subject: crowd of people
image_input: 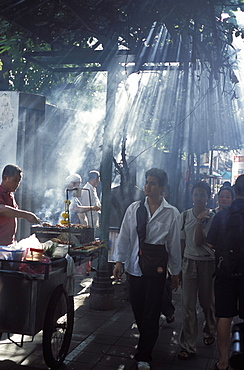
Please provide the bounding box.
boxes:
[1,164,243,370]
[112,168,243,370]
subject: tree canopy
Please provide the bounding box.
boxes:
[0,0,244,99]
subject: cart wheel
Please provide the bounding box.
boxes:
[42,284,74,369]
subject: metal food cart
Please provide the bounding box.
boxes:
[31,224,95,244]
[0,242,102,369]
[0,257,74,369]
[0,184,101,368]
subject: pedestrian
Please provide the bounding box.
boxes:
[178,181,216,359]
[112,168,181,370]
[214,185,234,213]
[207,174,244,370]
[0,164,39,245]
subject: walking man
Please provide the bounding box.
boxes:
[112,168,181,370]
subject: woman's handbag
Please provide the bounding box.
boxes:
[136,200,168,277]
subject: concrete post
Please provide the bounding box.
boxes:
[89,62,119,310]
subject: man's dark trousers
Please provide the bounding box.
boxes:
[129,273,166,362]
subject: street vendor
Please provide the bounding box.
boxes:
[66,173,100,226]
[80,170,101,229]
[0,164,39,246]
[66,173,100,276]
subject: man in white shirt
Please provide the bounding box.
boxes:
[112,168,181,370]
[80,170,101,229]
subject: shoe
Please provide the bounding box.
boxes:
[214,361,228,370]
[203,337,215,345]
[166,315,175,324]
[137,361,150,369]
[177,350,196,360]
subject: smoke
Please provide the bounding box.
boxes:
[22,21,244,220]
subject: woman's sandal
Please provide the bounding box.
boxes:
[214,361,228,370]
[177,350,196,360]
[203,337,215,346]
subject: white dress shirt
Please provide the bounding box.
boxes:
[111,197,182,276]
[80,182,101,228]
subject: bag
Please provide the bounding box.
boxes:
[181,210,187,231]
[215,204,244,278]
[136,199,168,277]
[139,242,168,277]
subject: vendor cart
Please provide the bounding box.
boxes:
[0,257,74,369]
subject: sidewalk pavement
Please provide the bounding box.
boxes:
[0,272,241,370]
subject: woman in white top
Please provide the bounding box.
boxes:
[178,181,216,360]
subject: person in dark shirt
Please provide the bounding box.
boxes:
[207,175,244,370]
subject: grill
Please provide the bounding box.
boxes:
[31,225,94,244]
